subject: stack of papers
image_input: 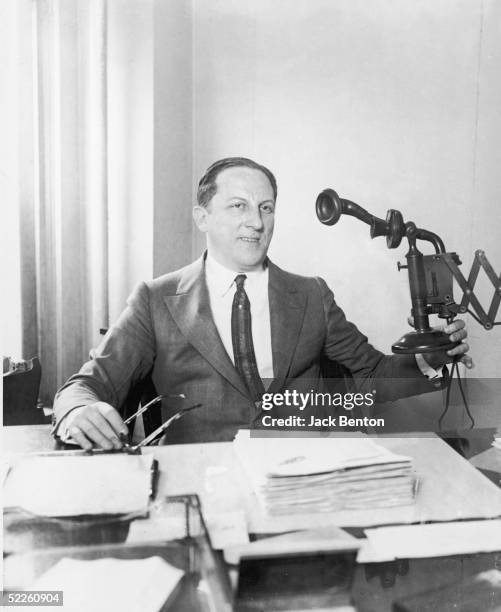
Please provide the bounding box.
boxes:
[32,556,184,612]
[234,431,416,515]
[3,454,154,516]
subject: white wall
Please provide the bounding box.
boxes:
[154,0,193,277]
[108,0,154,322]
[466,0,501,377]
[192,0,501,377]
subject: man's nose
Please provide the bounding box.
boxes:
[244,206,264,230]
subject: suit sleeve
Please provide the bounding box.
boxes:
[316,277,443,401]
[52,282,156,434]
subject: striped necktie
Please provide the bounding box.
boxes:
[231,274,265,405]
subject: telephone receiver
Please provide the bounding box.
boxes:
[316,188,500,354]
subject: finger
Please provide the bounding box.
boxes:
[86,410,124,449]
[443,320,465,334]
[459,354,474,369]
[447,329,467,343]
[95,402,128,438]
[68,425,93,451]
[446,341,470,357]
[77,416,116,450]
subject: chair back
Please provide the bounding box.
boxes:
[3,357,47,425]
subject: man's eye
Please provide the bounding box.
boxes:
[261,204,274,214]
[231,202,243,209]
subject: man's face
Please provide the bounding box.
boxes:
[193,166,275,272]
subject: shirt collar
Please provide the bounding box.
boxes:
[205,252,268,297]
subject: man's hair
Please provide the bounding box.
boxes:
[197,157,278,208]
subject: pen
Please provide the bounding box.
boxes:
[149,458,159,500]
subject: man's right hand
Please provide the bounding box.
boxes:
[63,402,128,451]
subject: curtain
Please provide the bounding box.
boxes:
[20,0,179,405]
[24,0,110,405]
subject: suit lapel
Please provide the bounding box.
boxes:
[267,261,307,393]
[163,256,249,398]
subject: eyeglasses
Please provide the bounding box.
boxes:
[123,394,185,426]
[123,395,203,449]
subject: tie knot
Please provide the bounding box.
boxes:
[234,274,247,290]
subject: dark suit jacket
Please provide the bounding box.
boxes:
[53,255,439,443]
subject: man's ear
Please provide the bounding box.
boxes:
[192,205,209,232]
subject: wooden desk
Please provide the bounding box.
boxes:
[5,426,500,528]
[2,424,55,454]
[3,425,501,611]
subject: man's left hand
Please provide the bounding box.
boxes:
[422,319,473,370]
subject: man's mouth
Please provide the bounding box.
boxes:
[239,236,260,243]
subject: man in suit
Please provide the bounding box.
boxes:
[53,157,470,449]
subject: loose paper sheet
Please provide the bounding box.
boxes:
[204,510,249,550]
[224,525,359,564]
[3,454,154,516]
[32,556,183,612]
[357,519,501,562]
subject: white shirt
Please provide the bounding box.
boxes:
[205,253,274,380]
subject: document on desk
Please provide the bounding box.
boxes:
[3,454,154,516]
[32,556,183,612]
[224,525,360,564]
[358,519,501,562]
[234,430,416,515]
